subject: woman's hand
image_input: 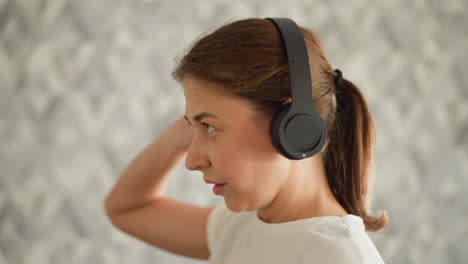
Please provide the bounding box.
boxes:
[165,115,193,153]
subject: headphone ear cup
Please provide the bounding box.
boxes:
[270,102,327,160]
[270,103,292,158]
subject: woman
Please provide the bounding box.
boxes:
[104,17,389,263]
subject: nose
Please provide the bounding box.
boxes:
[185,133,210,171]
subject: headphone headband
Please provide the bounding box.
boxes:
[265,17,327,160]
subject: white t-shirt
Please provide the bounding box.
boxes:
[206,202,385,264]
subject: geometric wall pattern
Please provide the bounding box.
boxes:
[1,0,467,263]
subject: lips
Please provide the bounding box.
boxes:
[213,183,226,195]
[204,178,227,195]
[204,178,225,185]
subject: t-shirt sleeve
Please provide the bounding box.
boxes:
[206,202,230,253]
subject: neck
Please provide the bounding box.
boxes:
[256,156,347,224]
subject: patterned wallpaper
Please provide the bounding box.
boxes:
[1,0,467,263]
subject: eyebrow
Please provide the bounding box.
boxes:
[184,112,219,124]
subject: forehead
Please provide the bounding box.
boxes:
[182,77,251,120]
[182,77,227,101]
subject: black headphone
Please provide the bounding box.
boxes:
[265,17,327,160]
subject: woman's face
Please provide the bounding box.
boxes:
[183,77,290,213]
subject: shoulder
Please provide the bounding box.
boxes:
[298,215,385,264]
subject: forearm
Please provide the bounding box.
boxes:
[104,127,187,215]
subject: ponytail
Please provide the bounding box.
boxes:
[323,77,388,232]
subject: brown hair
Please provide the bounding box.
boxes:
[171,18,388,232]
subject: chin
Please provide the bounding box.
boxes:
[224,198,256,213]
[224,199,240,213]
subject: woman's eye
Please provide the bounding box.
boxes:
[201,122,215,134]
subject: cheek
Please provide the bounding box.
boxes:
[216,133,263,176]
[219,143,283,199]
[214,125,284,196]
[218,125,279,180]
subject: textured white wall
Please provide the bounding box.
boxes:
[1,0,467,263]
